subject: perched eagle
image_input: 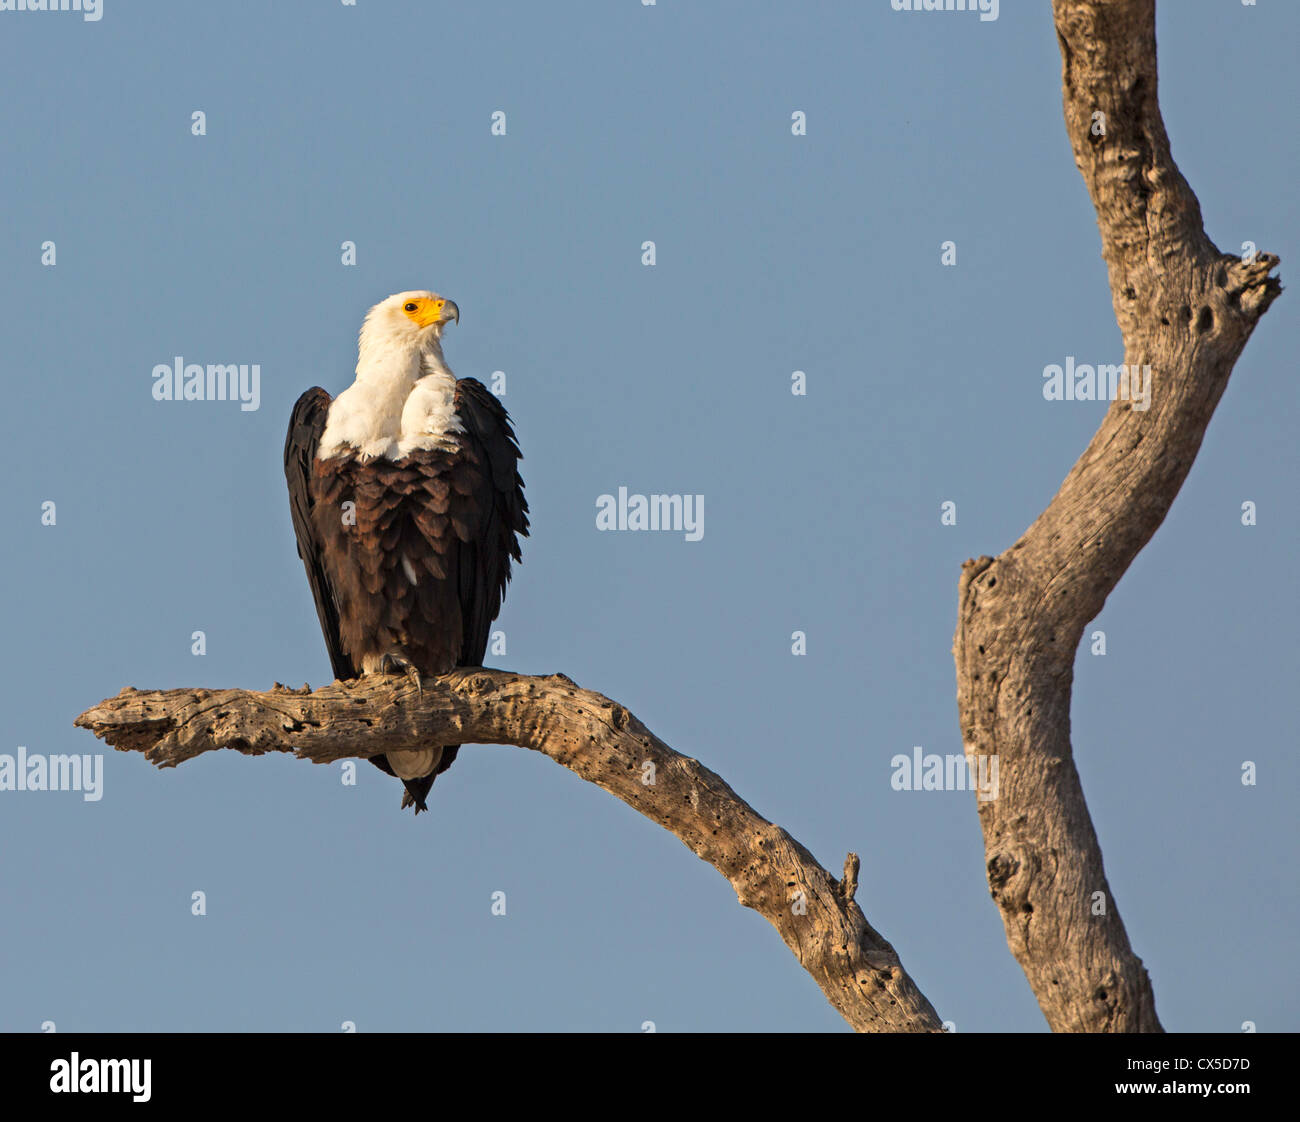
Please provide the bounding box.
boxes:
[284,291,528,813]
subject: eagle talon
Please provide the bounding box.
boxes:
[379,653,423,694]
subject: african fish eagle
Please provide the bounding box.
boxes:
[284,291,528,813]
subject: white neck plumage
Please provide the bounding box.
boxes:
[355,329,451,385]
[318,330,462,463]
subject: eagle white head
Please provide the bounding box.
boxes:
[358,289,460,355]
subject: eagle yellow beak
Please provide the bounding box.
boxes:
[409,298,460,329]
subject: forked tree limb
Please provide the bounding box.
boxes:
[953,0,1280,1033]
[75,670,942,1033]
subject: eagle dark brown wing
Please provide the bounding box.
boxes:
[452,377,530,666]
[284,388,355,683]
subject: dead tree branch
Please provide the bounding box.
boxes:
[76,669,942,1033]
[953,0,1280,1033]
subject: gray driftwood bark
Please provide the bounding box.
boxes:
[953,0,1280,1033]
[75,670,942,1033]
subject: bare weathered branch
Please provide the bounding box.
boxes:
[953,0,1280,1033]
[76,670,941,1033]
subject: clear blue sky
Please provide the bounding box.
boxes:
[1,1,1294,1033]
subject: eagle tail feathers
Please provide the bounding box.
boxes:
[400,780,431,814]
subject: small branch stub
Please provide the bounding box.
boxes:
[840,853,861,901]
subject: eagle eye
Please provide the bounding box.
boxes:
[404,302,419,312]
